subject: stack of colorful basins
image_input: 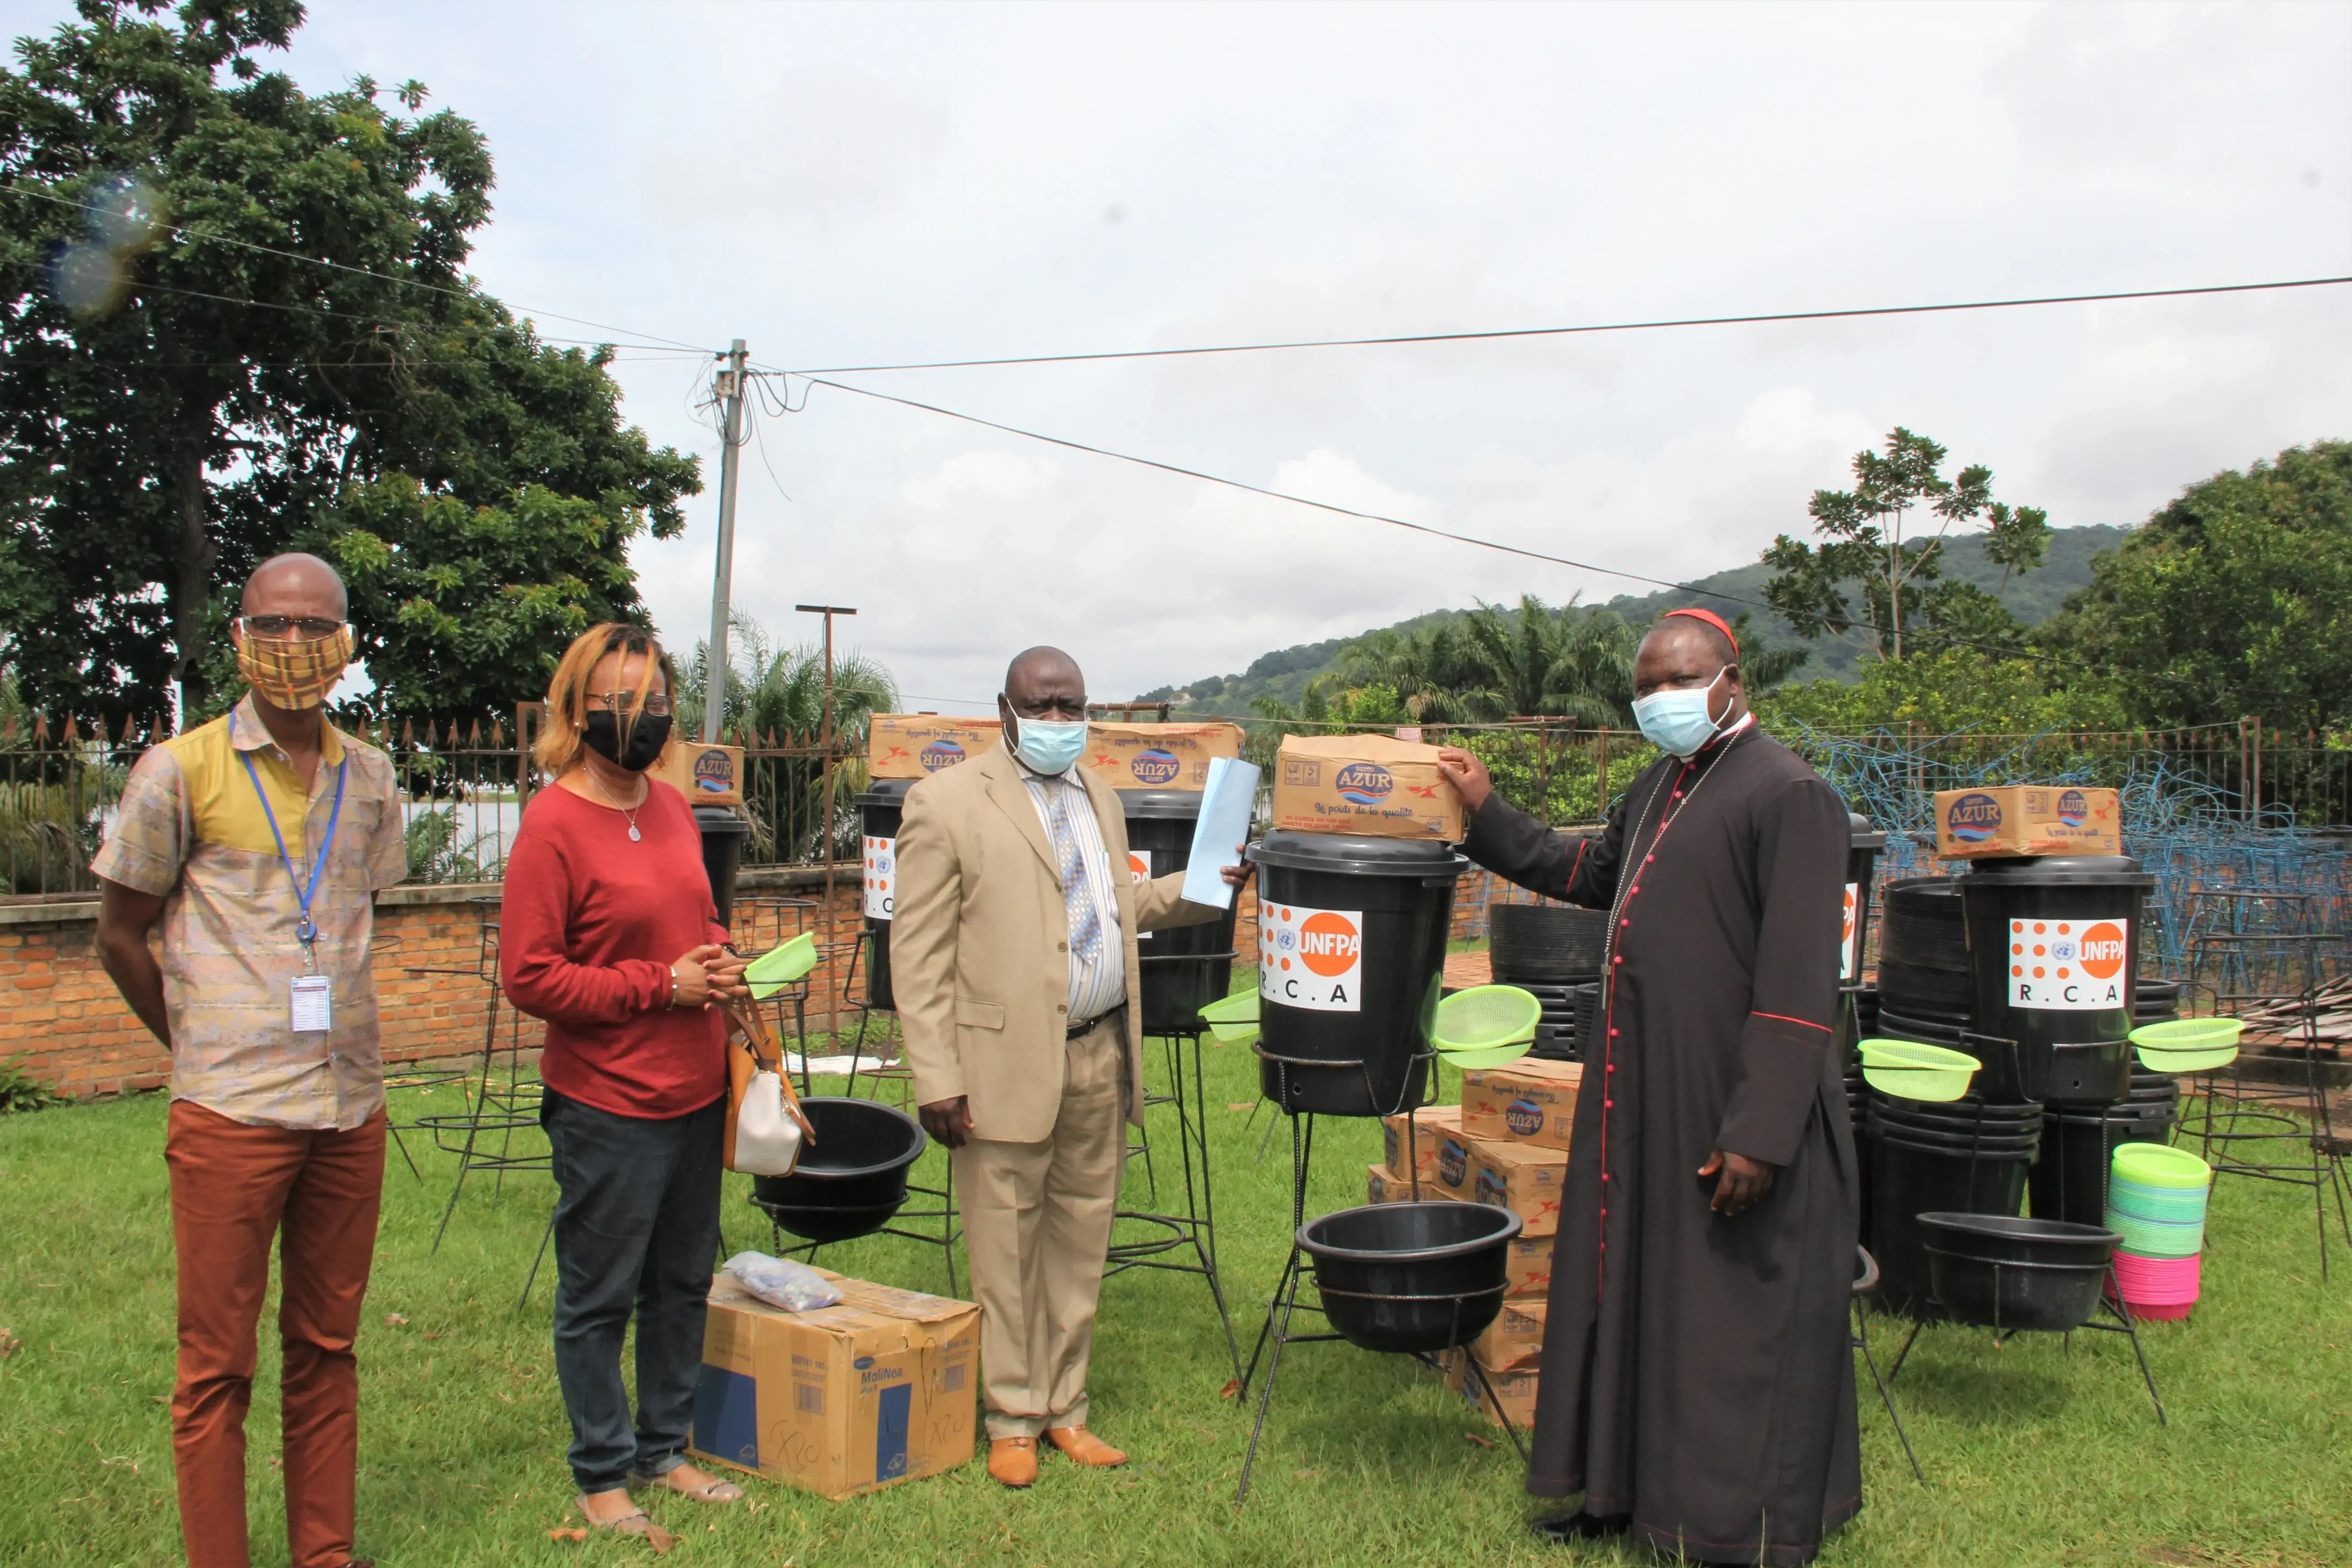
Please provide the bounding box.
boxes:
[2104,1141,2212,1320]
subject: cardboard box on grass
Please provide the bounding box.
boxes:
[1470,1297,1547,1372]
[1461,1059,1583,1153]
[656,741,744,808]
[1443,1349,1540,1429]
[1382,1104,1463,1186]
[869,715,1001,779]
[1368,1163,1405,1205]
[1271,734,1465,842]
[1470,1136,1568,1238]
[690,1268,978,1501]
[1934,785,2120,860]
[1504,1234,1554,1300]
[1081,721,1244,792]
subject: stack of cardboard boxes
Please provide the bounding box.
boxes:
[1363,1058,1581,1427]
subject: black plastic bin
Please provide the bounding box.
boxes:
[1248,830,1468,1117]
[1871,1128,2036,1317]
[1960,856,2154,1105]
[750,1097,927,1244]
[1920,1213,2121,1332]
[1299,1201,1522,1354]
[1121,789,1240,1034]
[1489,902,1608,984]
[695,807,750,927]
[2028,1100,2179,1226]
[852,779,917,1011]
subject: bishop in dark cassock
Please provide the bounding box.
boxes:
[1437,608,1861,1566]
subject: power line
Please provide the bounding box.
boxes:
[774,274,2352,377]
[9,181,717,355]
[786,373,2206,688]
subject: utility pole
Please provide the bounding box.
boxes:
[798,604,858,920]
[701,339,749,743]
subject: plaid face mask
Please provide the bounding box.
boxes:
[237,624,355,710]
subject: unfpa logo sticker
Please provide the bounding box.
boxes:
[1335,762,1393,805]
[1257,903,1364,1012]
[1946,792,2002,843]
[1131,747,1181,785]
[2007,917,2131,1009]
[2057,789,2089,827]
[919,739,966,772]
[1504,1099,1544,1137]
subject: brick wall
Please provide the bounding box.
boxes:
[2,858,1522,1102]
[0,868,869,1102]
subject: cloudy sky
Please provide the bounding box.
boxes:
[19,1,2350,710]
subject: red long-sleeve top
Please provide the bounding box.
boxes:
[499,780,730,1120]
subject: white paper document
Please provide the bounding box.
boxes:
[1180,755,1261,910]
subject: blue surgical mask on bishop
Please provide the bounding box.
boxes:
[1632,668,1731,760]
[1011,716,1088,775]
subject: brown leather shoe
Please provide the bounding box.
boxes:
[987,1436,1039,1488]
[1045,1426,1127,1467]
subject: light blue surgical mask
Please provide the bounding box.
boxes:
[1632,668,1730,759]
[1010,716,1088,775]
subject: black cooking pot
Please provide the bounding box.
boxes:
[1879,879,1970,973]
[750,1098,927,1244]
[1919,1212,2121,1333]
[1298,1200,1522,1355]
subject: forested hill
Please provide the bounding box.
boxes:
[1137,523,2126,712]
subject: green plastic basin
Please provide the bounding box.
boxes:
[1857,1039,1981,1102]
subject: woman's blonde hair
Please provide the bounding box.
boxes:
[534,623,681,775]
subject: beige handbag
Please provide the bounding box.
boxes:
[722,1004,815,1176]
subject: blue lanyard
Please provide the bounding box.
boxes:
[240,750,347,954]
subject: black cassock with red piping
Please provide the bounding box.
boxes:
[1461,724,1861,1567]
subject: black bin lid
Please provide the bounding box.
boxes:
[852,777,919,808]
[1848,812,1886,852]
[1119,788,1205,821]
[1248,828,1470,879]
[692,806,749,838]
[1963,854,2155,889]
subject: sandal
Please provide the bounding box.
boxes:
[575,1494,678,1553]
[627,1467,745,1503]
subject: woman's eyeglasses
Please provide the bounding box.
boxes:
[583,692,674,717]
[240,616,346,640]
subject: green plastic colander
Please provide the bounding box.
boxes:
[2128,1017,2242,1074]
[1432,986,1542,1067]
[1857,1039,1980,1102]
[1199,989,1261,1045]
[745,933,818,1000]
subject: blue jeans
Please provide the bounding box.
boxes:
[541,1088,725,1493]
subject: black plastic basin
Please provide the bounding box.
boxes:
[1920,1212,2120,1332]
[1299,1201,1522,1354]
[750,1098,927,1244]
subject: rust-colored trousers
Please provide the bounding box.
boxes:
[165,1100,386,1568]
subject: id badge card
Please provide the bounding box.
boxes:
[290,974,333,1034]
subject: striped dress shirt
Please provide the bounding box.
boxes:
[1016,760,1127,1026]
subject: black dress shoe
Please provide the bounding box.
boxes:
[1531,1511,1631,1544]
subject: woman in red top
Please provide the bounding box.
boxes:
[502,623,750,1538]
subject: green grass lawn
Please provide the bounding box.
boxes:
[3,1034,2350,1568]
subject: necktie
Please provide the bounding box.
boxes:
[1045,782,1104,970]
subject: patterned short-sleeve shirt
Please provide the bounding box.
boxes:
[91,695,409,1129]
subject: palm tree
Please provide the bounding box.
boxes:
[1454,595,1637,725]
[1334,621,1485,722]
[679,611,898,744]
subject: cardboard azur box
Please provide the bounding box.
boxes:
[656,742,744,808]
[1461,1059,1582,1153]
[1080,722,1244,792]
[1381,1103,1463,1186]
[1470,1137,1568,1238]
[689,1269,978,1501]
[1935,785,2120,860]
[869,715,1000,779]
[1271,734,1465,842]
[1470,1297,1547,1372]
[1442,1350,1540,1429]
[1504,1234,1554,1300]
[1367,1163,1406,1206]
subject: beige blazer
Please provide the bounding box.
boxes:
[892,743,1221,1142]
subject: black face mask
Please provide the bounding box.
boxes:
[582,710,672,773]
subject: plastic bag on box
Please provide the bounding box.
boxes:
[722,1251,842,1313]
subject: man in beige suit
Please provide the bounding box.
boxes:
[892,646,1225,1488]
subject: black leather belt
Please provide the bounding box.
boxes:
[1068,1005,1126,1041]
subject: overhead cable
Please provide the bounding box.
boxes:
[9,181,718,355]
[777,274,2352,377]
